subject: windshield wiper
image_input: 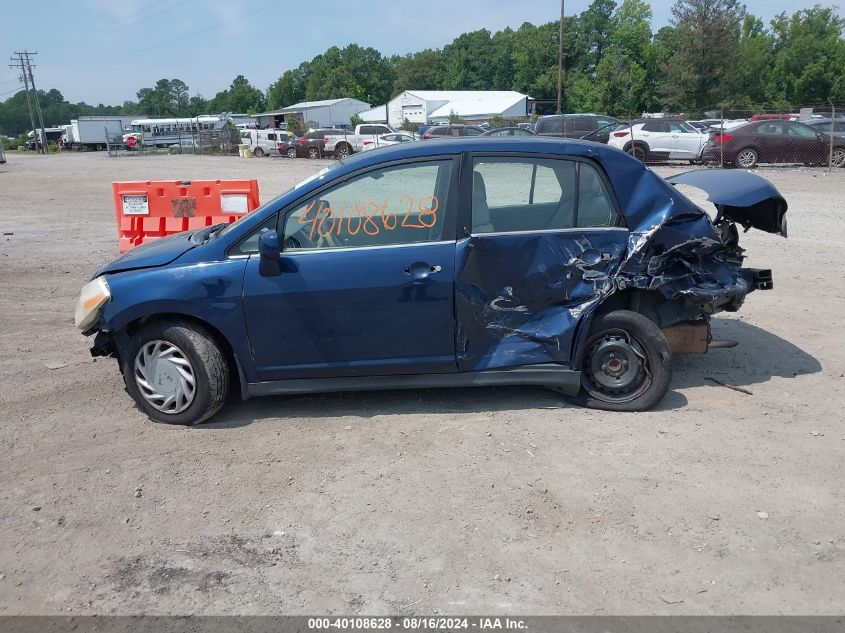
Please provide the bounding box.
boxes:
[191,223,228,245]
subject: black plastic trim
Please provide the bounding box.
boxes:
[246,364,581,398]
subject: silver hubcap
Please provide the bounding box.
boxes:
[832,150,845,167]
[134,340,196,414]
[738,150,756,167]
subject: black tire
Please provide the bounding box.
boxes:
[570,310,672,412]
[307,146,320,159]
[95,144,104,151]
[121,319,229,425]
[626,143,648,162]
[830,147,845,168]
[335,143,351,158]
[253,147,265,158]
[286,147,297,159]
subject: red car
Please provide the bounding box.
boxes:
[701,120,845,168]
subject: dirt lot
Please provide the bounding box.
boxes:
[0,152,843,615]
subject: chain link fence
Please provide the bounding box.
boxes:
[106,125,241,158]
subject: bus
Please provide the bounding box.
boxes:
[122,115,230,147]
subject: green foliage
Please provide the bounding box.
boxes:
[1,2,844,138]
[489,114,506,128]
[349,113,364,128]
[400,118,417,132]
[448,110,465,124]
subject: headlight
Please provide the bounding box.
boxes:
[74,277,111,330]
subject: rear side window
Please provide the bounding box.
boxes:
[642,120,664,132]
[464,127,482,136]
[536,117,564,134]
[571,117,597,132]
[427,127,449,136]
[471,157,618,234]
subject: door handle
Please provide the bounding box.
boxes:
[404,262,441,278]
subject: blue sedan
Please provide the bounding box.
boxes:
[75,137,787,424]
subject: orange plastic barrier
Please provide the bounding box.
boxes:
[111,179,260,252]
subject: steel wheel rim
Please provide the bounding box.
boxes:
[737,150,756,167]
[582,329,652,403]
[832,149,845,168]
[134,340,196,414]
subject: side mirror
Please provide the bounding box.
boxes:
[258,230,281,276]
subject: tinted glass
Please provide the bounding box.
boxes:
[787,123,817,137]
[536,116,564,134]
[464,127,483,136]
[642,121,663,132]
[282,160,452,250]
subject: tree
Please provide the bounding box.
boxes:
[660,0,746,113]
[393,50,444,95]
[768,6,845,105]
[577,0,619,75]
[136,79,192,116]
[267,62,310,110]
[441,30,495,90]
[209,75,265,114]
[349,113,364,127]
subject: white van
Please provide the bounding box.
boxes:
[239,129,295,157]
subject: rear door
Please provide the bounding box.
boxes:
[666,120,705,158]
[454,154,628,371]
[639,120,668,154]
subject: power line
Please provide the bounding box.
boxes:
[85,0,194,42]
[128,0,284,55]
[9,54,40,153]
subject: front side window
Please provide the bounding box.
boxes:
[282,160,452,251]
[471,157,618,234]
[787,123,817,137]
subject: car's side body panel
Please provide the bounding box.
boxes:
[85,138,787,404]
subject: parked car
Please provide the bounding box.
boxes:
[516,122,535,132]
[278,135,300,159]
[701,119,845,168]
[75,137,786,425]
[481,127,535,137]
[360,132,417,151]
[296,128,340,159]
[805,118,845,141]
[609,119,709,162]
[324,124,396,158]
[421,124,486,139]
[241,129,296,157]
[534,114,620,143]
[167,139,198,154]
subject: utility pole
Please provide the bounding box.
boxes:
[556,0,565,114]
[9,53,40,153]
[21,51,49,154]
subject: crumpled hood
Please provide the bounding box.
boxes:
[94,232,196,277]
[667,169,788,236]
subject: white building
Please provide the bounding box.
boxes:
[253,98,371,129]
[358,104,388,123]
[387,90,530,127]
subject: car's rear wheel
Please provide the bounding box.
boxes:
[307,146,320,159]
[253,147,265,158]
[627,143,648,162]
[830,147,845,168]
[122,320,229,425]
[286,147,297,159]
[736,147,758,168]
[571,310,672,412]
[335,143,351,158]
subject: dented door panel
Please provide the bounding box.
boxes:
[455,229,629,371]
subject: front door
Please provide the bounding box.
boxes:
[242,158,459,380]
[455,154,629,371]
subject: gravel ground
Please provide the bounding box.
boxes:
[0,151,843,615]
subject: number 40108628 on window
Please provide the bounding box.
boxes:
[75,137,786,425]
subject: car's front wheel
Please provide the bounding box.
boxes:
[830,147,845,168]
[286,147,297,159]
[735,147,758,168]
[122,320,229,425]
[307,147,320,159]
[571,310,672,412]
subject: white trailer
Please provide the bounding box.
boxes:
[67,116,138,151]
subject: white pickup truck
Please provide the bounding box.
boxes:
[323,124,396,157]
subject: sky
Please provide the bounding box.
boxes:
[1,0,838,105]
